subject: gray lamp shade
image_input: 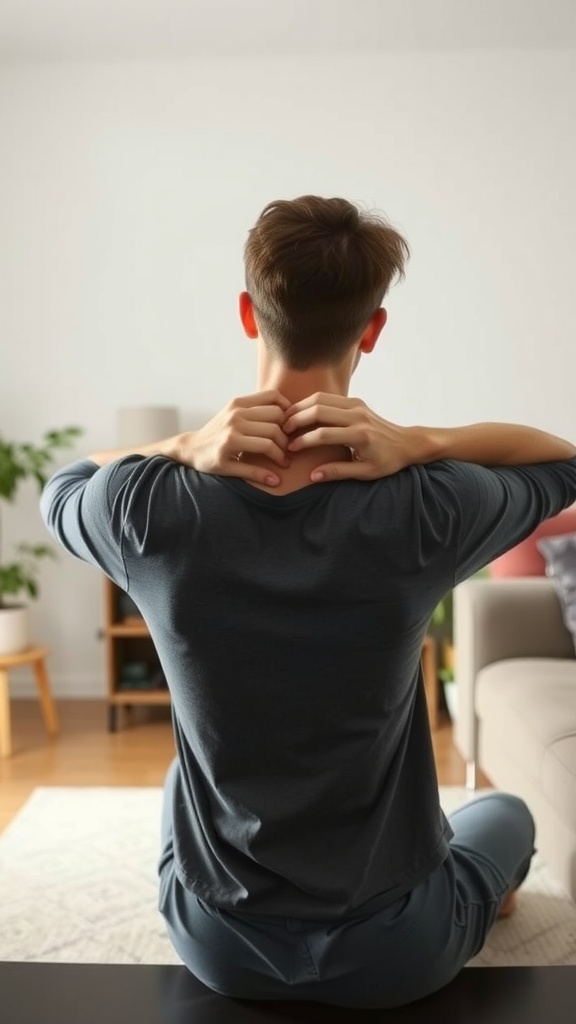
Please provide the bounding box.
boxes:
[117,406,180,447]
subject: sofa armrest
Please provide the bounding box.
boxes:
[453,577,574,763]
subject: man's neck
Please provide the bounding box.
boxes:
[239,358,355,495]
[256,357,351,406]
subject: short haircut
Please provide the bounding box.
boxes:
[244,195,409,370]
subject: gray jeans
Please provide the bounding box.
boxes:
[158,759,535,1009]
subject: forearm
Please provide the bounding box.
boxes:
[412,422,576,467]
[88,434,189,467]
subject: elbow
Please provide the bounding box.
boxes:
[39,476,80,543]
[39,482,54,532]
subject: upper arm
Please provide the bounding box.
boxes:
[41,454,193,589]
[426,458,576,585]
[40,456,150,588]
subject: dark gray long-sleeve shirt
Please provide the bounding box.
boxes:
[41,454,576,920]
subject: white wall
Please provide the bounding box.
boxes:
[1,50,575,696]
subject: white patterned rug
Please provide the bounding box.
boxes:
[0,786,575,967]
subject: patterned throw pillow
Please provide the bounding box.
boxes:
[537,533,576,650]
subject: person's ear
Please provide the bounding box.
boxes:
[239,292,259,339]
[359,308,387,354]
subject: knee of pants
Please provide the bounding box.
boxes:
[448,792,536,892]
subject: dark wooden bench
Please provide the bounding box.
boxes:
[2,962,576,1023]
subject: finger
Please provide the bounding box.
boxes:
[237,404,288,425]
[310,461,374,483]
[285,393,354,418]
[224,463,282,488]
[234,434,291,467]
[287,425,359,451]
[238,418,290,451]
[284,405,355,436]
[232,390,292,411]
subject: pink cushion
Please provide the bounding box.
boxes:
[489,506,576,578]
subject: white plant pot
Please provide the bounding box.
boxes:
[0,605,30,656]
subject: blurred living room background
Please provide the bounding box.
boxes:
[1,0,576,832]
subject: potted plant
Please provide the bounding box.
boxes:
[0,426,82,655]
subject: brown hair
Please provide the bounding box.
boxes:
[244,195,409,370]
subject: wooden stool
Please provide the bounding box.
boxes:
[0,646,59,758]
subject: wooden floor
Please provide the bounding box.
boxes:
[0,702,490,833]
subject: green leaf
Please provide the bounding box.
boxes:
[431,602,446,625]
[17,543,56,559]
[0,423,83,600]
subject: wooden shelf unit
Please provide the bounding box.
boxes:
[103,578,170,731]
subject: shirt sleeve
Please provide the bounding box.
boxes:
[425,457,576,585]
[40,455,167,589]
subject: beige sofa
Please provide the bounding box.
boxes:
[453,577,576,900]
